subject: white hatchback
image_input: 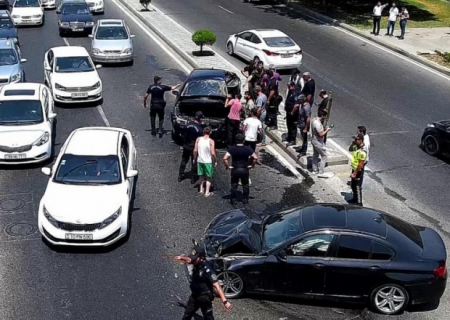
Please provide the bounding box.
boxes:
[0,83,56,164]
[226,29,302,70]
[38,127,138,246]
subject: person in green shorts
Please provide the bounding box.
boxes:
[194,127,217,197]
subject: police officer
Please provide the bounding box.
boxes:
[174,244,232,320]
[178,111,204,183]
[285,82,301,146]
[143,76,180,137]
[348,133,368,206]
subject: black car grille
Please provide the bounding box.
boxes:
[70,22,85,28]
[104,50,122,54]
[65,86,96,92]
[22,16,31,19]
[0,144,32,153]
[57,221,102,231]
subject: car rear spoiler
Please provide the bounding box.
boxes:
[419,227,447,262]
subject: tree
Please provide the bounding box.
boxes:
[192,30,217,55]
[140,0,151,11]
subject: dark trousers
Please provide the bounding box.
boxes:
[387,20,396,35]
[267,106,278,128]
[244,140,257,152]
[351,168,364,205]
[373,16,381,34]
[182,294,214,320]
[298,129,308,154]
[400,20,407,38]
[150,108,165,133]
[286,114,297,142]
[179,148,197,179]
[231,168,250,201]
[227,119,241,146]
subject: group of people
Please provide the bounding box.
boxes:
[372,2,410,40]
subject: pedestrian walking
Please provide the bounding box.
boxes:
[372,2,388,36]
[243,108,263,153]
[399,7,409,40]
[194,127,217,197]
[243,90,255,117]
[178,111,204,183]
[223,134,258,205]
[311,110,332,177]
[143,76,180,137]
[348,133,368,206]
[285,82,301,146]
[265,69,280,129]
[301,72,315,108]
[174,244,232,320]
[255,86,267,146]
[225,93,243,147]
[386,3,399,36]
[294,94,311,156]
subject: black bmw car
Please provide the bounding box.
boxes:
[421,120,450,157]
[171,68,241,145]
[192,204,447,315]
[56,0,94,37]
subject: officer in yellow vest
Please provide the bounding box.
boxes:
[348,133,368,205]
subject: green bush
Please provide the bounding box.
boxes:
[192,30,217,54]
[140,0,151,10]
[443,52,450,63]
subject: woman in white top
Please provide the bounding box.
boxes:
[194,127,217,197]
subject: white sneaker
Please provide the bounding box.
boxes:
[311,171,318,175]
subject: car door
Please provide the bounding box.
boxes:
[234,32,253,59]
[120,135,134,201]
[247,33,262,60]
[325,234,394,299]
[43,50,53,87]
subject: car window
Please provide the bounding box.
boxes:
[287,234,334,257]
[263,210,302,249]
[0,48,18,65]
[371,241,394,260]
[120,137,129,173]
[96,26,128,40]
[55,56,94,73]
[336,235,372,260]
[62,4,89,14]
[0,100,43,125]
[14,0,40,7]
[263,37,296,48]
[250,34,261,44]
[239,32,252,41]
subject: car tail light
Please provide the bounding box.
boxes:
[434,264,447,278]
[263,49,280,56]
[295,50,302,55]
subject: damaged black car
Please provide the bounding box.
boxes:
[187,204,447,315]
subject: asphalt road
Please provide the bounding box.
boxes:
[0,2,372,320]
[150,0,450,241]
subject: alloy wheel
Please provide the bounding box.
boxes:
[226,42,234,55]
[372,285,408,315]
[423,135,440,156]
[217,271,244,298]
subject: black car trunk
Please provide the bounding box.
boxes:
[418,227,447,263]
[178,97,228,119]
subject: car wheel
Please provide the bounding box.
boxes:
[423,134,440,156]
[370,284,409,315]
[217,271,245,299]
[226,42,234,55]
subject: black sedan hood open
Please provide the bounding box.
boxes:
[203,209,263,257]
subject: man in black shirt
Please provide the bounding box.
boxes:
[266,69,280,129]
[223,134,258,205]
[301,72,316,108]
[174,244,232,320]
[284,82,301,146]
[178,111,204,183]
[143,76,180,137]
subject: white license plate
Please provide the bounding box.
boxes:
[71,92,88,98]
[5,154,26,159]
[22,20,31,23]
[65,234,93,240]
[281,54,293,58]
[72,28,84,32]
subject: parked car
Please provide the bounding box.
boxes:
[85,0,104,14]
[38,127,138,246]
[43,46,102,104]
[171,68,241,144]
[56,0,94,36]
[421,120,450,157]
[189,204,447,315]
[11,0,44,27]
[0,83,56,164]
[40,0,56,10]
[89,19,134,65]
[226,29,302,70]
[0,38,26,84]
[0,11,19,44]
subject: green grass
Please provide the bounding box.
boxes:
[294,0,450,28]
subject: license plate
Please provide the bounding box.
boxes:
[5,154,26,159]
[22,20,31,23]
[72,28,84,32]
[281,54,293,58]
[65,233,93,240]
[71,92,88,98]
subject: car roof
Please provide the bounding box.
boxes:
[251,29,288,37]
[189,68,227,80]
[65,128,121,156]
[98,19,124,26]
[51,46,89,57]
[0,83,42,100]
[61,0,88,4]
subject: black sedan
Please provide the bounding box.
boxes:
[56,0,94,36]
[194,204,447,315]
[421,120,450,157]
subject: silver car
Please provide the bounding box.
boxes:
[89,19,134,65]
[0,38,26,85]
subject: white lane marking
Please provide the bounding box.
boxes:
[218,6,234,14]
[266,145,303,179]
[110,0,191,74]
[62,37,70,46]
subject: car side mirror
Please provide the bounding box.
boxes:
[130,35,135,38]
[48,112,57,119]
[41,167,52,176]
[277,250,287,262]
[95,64,102,69]
[88,34,93,38]
[126,169,138,178]
[20,58,27,63]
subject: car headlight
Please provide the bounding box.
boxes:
[60,21,70,27]
[427,123,435,128]
[12,15,19,19]
[55,83,66,91]
[99,207,122,229]
[86,21,94,26]
[10,73,21,82]
[12,37,18,43]
[123,48,132,54]
[33,132,50,146]
[92,48,102,54]
[92,81,100,89]
[43,206,59,228]
[33,15,42,18]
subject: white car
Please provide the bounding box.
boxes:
[38,127,138,247]
[40,0,56,10]
[0,83,56,164]
[44,46,102,104]
[11,0,45,26]
[85,0,104,14]
[226,29,302,70]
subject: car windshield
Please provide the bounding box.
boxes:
[55,56,94,73]
[0,18,14,29]
[62,4,89,14]
[0,100,43,125]
[0,48,18,65]
[96,26,128,40]
[14,0,40,7]
[54,154,122,185]
[263,210,302,250]
[263,37,296,47]
[181,79,227,97]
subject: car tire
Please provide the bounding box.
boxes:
[217,271,245,299]
[370,284,409,315]
[127,59,134,66]
[226,42,234,56]
[423,134,440,156]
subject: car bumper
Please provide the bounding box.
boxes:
[0,143,51,165]
[263,54,303,70]
[92,52,133,63]
[53,87,102,103]
[89,4,104,13]
[59,26,94,34]
[13,17,43,25]
[406,277,447,305]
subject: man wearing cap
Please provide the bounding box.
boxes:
[285,82,301,146]
[301,72,316,108]
[143,76,180,137]
[174,245,232,320]
[348,133,368,206]
[178,111,204,183]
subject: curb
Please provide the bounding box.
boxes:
[288,2,450,77]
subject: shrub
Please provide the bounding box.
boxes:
[192,30,217,54]
[140,0,151,10]
[443,52,450,63]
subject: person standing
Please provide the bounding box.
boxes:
[255,86,267,146]
[386,3,399,36]
[294,94,311,156]
[265,69,280,130]
[194,127,217,197]
[287,68,304,96]
[243,90,255,117]
[372,2,388,36]
[399,7,409,40]
[285,82,300,146]
[316,90,330,144]
[311,110,332,177]
[348,133,368,206]
[301,72,315,109]
[223,134,258,205]
[241,60,256,97]
[225,93,243,147]
[178,111,204,183]
[174,244,232,320]
[357,125,370,186]
[247,63,264,98]
[243,108,262,153]
[143,76,180,137]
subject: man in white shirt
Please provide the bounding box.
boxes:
[386,3,399,36]
[243,108,263,153]
[372,2,388,36]
[311,110,332,177]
